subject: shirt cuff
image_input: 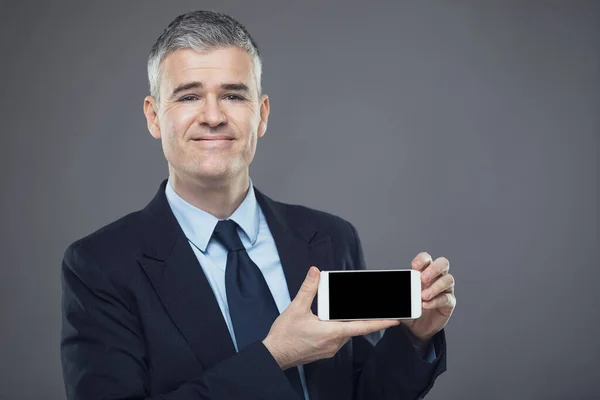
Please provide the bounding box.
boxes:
[403,328,437,363]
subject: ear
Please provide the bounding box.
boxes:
[143,96,161,139]
[257,94,270,138]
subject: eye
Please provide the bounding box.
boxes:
[224,94,245,101]
[178,95,198,102]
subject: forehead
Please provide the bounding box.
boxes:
[160,47,255,92]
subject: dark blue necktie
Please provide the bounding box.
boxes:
[212,219,305,399]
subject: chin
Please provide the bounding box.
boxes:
[188,165,236,181]
[178,157,246,182]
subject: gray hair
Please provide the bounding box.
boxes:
[147,10,263,106]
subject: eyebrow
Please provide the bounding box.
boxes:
[169,81,251,99]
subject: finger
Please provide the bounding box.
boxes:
[411,252,433,271]
[336,319,400,337]
[422,274,455,302]
[422,292,456,310]
[292,266,320,310]
[421,257,450,286]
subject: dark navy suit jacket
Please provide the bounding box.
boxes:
[60,178,447,399]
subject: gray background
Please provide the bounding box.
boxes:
[1,1,598,399]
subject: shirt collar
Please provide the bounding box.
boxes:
[165,176,260,252]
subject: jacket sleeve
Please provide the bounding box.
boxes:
[60,243,302,400]
[346,222,447,400]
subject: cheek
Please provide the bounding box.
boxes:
[243,131,259,163]
[229,113,257,146]
[163,107,197,140]
[242,123,258,153]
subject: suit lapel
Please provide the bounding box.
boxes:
[137,179,236,368]
[255,189,337,400]
[254,189,334,316]
[137,179,336,398]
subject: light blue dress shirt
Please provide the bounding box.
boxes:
[165,177,436,399]
[165,177,310,400]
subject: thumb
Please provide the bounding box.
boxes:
[293,266,320,310]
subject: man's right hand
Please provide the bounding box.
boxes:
[262,266,400,370]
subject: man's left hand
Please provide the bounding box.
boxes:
[400,252,456,343]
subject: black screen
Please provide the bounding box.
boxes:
[328,270,412,320]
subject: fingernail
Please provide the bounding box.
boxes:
[309,267,317,279]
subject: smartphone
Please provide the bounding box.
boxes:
[317,269,422,321]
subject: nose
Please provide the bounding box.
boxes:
[197,95,227,127]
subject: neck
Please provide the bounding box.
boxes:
[168,167,250,220]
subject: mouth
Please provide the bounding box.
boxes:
[191,138,234,142]
[191,138,235,147]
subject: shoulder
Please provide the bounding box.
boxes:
[62,210,145,275]
[262,195,366,270]
[264,195,361,246]
[283,200,356,229]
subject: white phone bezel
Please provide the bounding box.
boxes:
[317,271,330,320]
[317,269,422,321]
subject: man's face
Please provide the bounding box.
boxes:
[144,47,269,183]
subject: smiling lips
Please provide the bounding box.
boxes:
[191,137,234,147]
[192,135,234,141]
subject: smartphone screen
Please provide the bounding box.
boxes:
[328,270,412,319]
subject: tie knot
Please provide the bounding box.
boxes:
[212,219,245,252]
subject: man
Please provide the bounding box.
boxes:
[60,10,456,400]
